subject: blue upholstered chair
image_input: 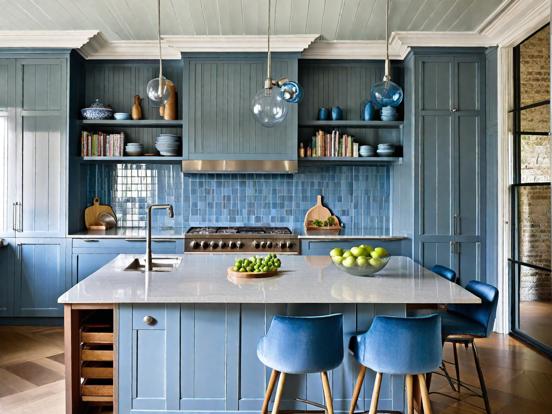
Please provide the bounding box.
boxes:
[348,315,442,414]
[436,280,499,414]
[431,264,458,284]
[257,314,344,414]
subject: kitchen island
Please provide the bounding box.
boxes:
[59,255,478,414]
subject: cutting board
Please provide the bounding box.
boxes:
[84,197,117,230]
[227,267,279,279]
[303,195,341,232]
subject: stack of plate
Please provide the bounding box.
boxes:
[380,106,398,121]
[155,134,181,156]
[377,143,395,157]
[125,143,143,156]
[359,145,376,157]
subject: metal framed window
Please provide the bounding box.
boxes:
[509,24,552,357]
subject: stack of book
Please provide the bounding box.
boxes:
[81,131,125,157]
[305,130,359,158]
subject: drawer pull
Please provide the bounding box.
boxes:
[83,239,100,243]
[143,315,157,326]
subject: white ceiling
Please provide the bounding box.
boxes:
[0,0,506,41]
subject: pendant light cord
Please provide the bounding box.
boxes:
[266,0,272,86]
[384,0,390,81]
[157,0,163,94]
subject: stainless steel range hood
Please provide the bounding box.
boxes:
[181,160,298,173]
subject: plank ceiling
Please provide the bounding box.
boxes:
[0,0,505,41]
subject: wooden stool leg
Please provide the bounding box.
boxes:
[453,342,460,391]
[369,372,382,414]
[406,374,414,414]
[261,369,279,414]
[349,365,367,414]
[272,372,286,414]
[321,371,334,414]
[417,374,432,414]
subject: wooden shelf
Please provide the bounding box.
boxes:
[80,156,182,163]
[298,120,403,128]
[80,119,183,127]
[299,156,402,166]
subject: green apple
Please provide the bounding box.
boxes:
[342,256,356,268]
[329,248,344,257]
[356,256,369,267]
[373,247,388,258]
[332,256,344,264]
[369,257,383,267]
[342,250,353,258]
[350,246,363,257]
[365,245,374,254]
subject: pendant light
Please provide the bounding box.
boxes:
[251,0,303,127]
[146,0,171,105]
[370,0,403,109]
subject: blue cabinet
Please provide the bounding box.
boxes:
[13,238,67,317]
[411,51,486,284]
[182,54,298,161]
[301,239,411,257]
[0,238,15,316]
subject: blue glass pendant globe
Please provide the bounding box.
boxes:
[279,81,303,104]
[370,79,404,109]
[251,87,288,127]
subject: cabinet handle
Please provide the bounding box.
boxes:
[16,243,21,259]
[18,202,23,232]
[143,315,157,326]
[125,239,146,242]
[451,107,458,112]
[453,214,458,235]
[12,202,17,231]
[153,239,176,243]
[83,239,100,243]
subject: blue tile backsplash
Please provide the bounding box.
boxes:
[85,164,390,235]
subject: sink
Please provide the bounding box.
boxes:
[124,256,182,272]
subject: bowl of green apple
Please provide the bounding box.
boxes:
[329,244,390,276]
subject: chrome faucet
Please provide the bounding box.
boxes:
[146,204,174,271]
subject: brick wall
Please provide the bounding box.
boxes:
[518,25,551,301]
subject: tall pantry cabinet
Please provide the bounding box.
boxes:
[0,53,68,318]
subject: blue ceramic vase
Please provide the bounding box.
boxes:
[362,101,376,121]
[331,106,343,120]
[318,107,330,120]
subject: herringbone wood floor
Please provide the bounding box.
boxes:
[0,327,551,413]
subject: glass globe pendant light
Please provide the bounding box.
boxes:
[146,0,171,105]
[370,0,404,109]
[252,0,297,127]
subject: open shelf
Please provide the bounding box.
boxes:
[299,156,402,166]
[80,156,182,163]
[80,119,183,127]
[298,120,403,128]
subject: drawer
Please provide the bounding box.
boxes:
[81,345,114,362]
[72,238,181,253]
[132,305,166,330]
[80,323,114,345]
[81,362,113,379]
[81,378,113,397]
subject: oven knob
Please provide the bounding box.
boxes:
[252,241,260,249]
[260,241,267,248]
[279,241,286,249]
[229,241,237,249]
[209,241,218,249]
[286,241,294,249]
[219,241,227,249]
[200,241,209,249]
[236,241,244,249]
[190,241,200,249]
[266,241,273,248]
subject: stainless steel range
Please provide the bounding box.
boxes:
[184,226,300,254]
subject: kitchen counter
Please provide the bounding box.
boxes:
[69,227,186,239]
[59,255,478,304]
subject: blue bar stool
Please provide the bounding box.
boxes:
[431,264,458,283]
[348,314,442,414]
[434,280,499,414]
[257,314,344,414]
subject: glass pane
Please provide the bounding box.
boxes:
[520,25,550,106]
[520,104,550,132]
[517,185,551,269]
[519,263,552,348]
[520,135,551,182]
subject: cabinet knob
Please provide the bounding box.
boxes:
[143,315,157,326]
[451,107,458,112]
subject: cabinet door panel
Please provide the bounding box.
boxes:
[0,238,15,316]
[419,115,453,236]
[21,61,63,111]
[74,253,118,283]
[420,241,454,270]
[457,115,482,236]
[420,60,452,111]
[457,242,482,285]
[456,60,481,111]
[14,239,66,317]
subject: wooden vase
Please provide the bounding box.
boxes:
[159,80,177,120]
[131,95,142,120]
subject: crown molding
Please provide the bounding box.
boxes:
[477,0,549,47]
[0,30,98,49]
[79,33,180,60]
[301,40,407,60]
[390,31,494,48]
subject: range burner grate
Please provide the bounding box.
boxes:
[187,226,292,235]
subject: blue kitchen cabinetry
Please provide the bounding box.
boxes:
[13,238,67,317]
[408,50,486,284]
[301,239,411,257]
[71,239,184,283]
[0,238,15,316]
[119,304,405,414]
[182,54,298,161]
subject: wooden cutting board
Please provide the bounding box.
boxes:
[227,267,279,279]
[84,197,117,230]
[303,195,341,231]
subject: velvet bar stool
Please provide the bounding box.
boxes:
[348,314,442,414]
[431,265,458,283]
[435,280,499,414]
[257,314,344,414]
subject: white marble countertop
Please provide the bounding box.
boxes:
[59,255,479,305]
